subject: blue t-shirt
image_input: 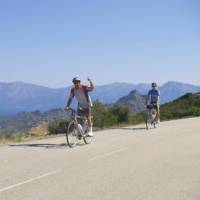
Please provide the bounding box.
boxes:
[148,89,160,104]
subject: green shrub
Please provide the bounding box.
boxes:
[48,119,69,135]
[93,101,118,127]
[109,104,130,123]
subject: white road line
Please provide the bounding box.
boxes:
[0,170,62,193]
[87,148,126,162]
[0,148,126,193]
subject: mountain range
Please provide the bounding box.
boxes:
[1,90,200,135]
[0,81,200,115]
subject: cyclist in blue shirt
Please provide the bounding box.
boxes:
[147,82,160,123]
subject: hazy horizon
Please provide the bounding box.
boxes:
[1,80,200,89]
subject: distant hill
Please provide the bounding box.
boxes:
[116,90,146,113]
[0,108,68,135]
[160,81,200,103]
[91,82,149,103]
[0,81,200,115]
[0,82,68,115]
[160,92,200,120]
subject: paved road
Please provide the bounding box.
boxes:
[0,117,200,200]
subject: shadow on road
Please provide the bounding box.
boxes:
[9,142,87,149]
[118,127,147,131]
[9,143,67,149]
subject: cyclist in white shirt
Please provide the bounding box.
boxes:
[66,77,94,136]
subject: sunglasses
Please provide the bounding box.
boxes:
[74,82,80,84]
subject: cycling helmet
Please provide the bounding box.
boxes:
[151,82,157,87]
[72,77,81,83]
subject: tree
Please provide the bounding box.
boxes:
[92,101,117,127]
[109,104,130,123]
[48,119,69,135]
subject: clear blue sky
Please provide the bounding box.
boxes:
[0,0,200,88]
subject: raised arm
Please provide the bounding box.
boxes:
[87,77,94,91]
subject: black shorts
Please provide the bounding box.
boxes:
[77,107,91,116]
[147,104,158,110]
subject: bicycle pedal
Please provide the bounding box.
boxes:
[78,135,82,140]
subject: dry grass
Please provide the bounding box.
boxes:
[29,124,48,137]
[0,133,28,144]
[0,124,49,144]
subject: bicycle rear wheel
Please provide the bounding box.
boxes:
[146,112,150,130]
[66,121,79,148]
[146,118,150,130]
[151,109,157,129]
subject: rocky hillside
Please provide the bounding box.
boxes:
[116,90,146,113]
[160,92,200,120]
[0,109,68,135]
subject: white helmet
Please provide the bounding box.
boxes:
[72,77,81,83]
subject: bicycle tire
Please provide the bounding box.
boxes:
[66,121,79,148]
[83,128,93,144]
[151,109,157,129]
[146,112,151,130]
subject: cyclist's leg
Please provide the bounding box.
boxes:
[146,105,152,119]
[145,107,151,129]
[156,105,160,122]
[87,112,92,127]
[77,108,82,124]
[86,107,93,136]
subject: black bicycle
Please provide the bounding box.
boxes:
[66,108,93,148]
[146,104,157,130]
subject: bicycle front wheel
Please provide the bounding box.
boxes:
[83,129,93,144]
[66,121,79,148]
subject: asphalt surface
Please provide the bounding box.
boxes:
[0,117,200,200]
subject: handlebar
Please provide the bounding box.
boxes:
[64,107,88,120]
[65,107,76,112]
[64,107,76,117]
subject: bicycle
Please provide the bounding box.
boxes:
[66,108,93,148]
[146,104,158,130]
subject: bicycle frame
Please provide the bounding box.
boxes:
[68,108,87,135]
[66,108,92,147]
[146,106,157,130]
